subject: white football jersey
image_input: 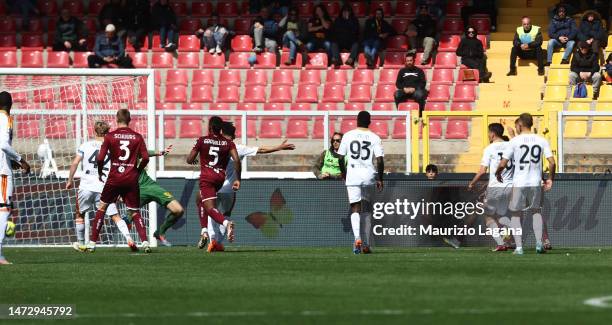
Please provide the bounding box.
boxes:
[0,112,21,176]
[218,144,258,194]
[338,129,384,186]
[481,141,513,187]
[77,140,110,193]
[502,133,553,187]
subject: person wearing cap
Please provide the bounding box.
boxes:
[547,6,577,65]
[88,24,134,69]
[569,41,601,100]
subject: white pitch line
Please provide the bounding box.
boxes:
[584,296,612,308]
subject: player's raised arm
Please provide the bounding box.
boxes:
[97,135,110,182]
[66,154,83,189]
[148,145,173,157]
[186,138,200,165]
[137,136,150,172]
[230,146,241,191]
[257,140,296,154]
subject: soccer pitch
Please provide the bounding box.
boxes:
[1,247,612,324]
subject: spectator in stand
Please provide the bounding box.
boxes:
[547,6,577,65]
[268,0,290,17]
[578,10,607,65]
[305,5,334,66]
[461,0,498,32]
[151,0,178,50]
[123,0,151,52]
[425,164,438,180]
[417,0,444,21]
[456,26,492,83]
[363,8,394,69]
[53,8,88,52]
[313,133,344,180]
[196,14,229,55]
[99,0,123,33]
[508,16,545,76]
[405,5,437,65]
[252,7,279,53]
[330,4,360,68]
[394,52,428,115]
[6,0,39,29]
[280,8,306,66]
[587,0,610,32]
[548,0,579,20]
[88,24,134,68]
[569,41,602,100]
[604,53,612,83]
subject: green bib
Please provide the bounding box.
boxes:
[321,150,342,176]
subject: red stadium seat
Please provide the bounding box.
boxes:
[17,118,40,138]
[234,119,257,138]
[313,118,336,138]
[192,2,213,17]
[470,16,491,34]
[323,1,341,17]
[296,85,319,103]
[370,120,389,138]
[182,103,203,110]
[72,52,92,68]
[179,118,203,138]
[47,52,70,68]
[231,35,253,52]
[255,52,276,69]
[431,69,455,85]
[445,119,469,139]
[20,51,43,67]
[0,34,16,49]
[305,53,328,69]
[457,69,480,85]
[45,118,69,139]
[477,34,488,50]
[427,85,451,102]
[236,102,258,111]
[272,70,294,85]
[263,103,285,111]
[374,84,395,102]
[286,119,309,138]
[326,70,348,85]
[349,85,372,103]
[217,1,239,16]
[382,52,403,68]
[378,69,399,84]
[190,85,213,103]
[438,35,461,52]
[178,35,200,51]
[425,102,447,113]
[350,2,367,17]
[216,85,240,103]
[228,52,251,68]
[218,69,242,86]
[345,103,365,111]
[177,52,200,68]
[450,102,473,112]
[434,52,458,68]
[398,102,419,111]
[0,51,17,67]
[166,70,189,85]
[442,18,464,34]
[453,84,476,102]
[299,70,321,85]
[243,85,267,103]
[149,35,167,52]
[88,0,106,15]
[391,19,409,35]
[424,120,442,139]
[62,0,83,16]
[0,18,16,32]
[38,0,58,15]
[152,52,174,68]
[317,103,338,111]
[392,119,408,138]
[202,52,225,68]
[352,69,374,85]
[269,85,293,103]
[340,119,357,134]
[370,1,393,16]
[164,85,187,103]
[245,70,268,86]
[386,35,408,51]
[290,103,312,111]
[322,84,345,103]
[161,117,177,139]
[210,103,231,110]
[179,18,202,32]
[338,52,354,69]
[446,0,468,16]
[170,1,187,16]
[298,2,314,17]
[259,120,283,138]
[192,70,214,85]
[280,52,302,69]
[396,1,417,17]
[233,18,252,35]
[131,52,149,68]
[21,33,44,50]
[372,102,394,111]
[416,53,433,69]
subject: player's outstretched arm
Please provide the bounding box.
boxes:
[376,157,384,191]
[137,138,150,172]
[257,140,296,154]
[148,145,173,157]
[495,159,508,183]
[468,166,487,190]
[66,155,83,189]
[230,147,241,191]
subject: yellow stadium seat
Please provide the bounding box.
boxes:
[551,52,564,65]
[567,102,591,111]
[564,119,587,138]
[546,68,570,85]
[569,85,593,102]
[590,120,612,138]
[543,86,567,102]
[607,34,612,51]
[596,102,612,111]
[542,102,564,111]
[598,86,612,102]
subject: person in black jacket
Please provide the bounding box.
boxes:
[98,0,123,31]
[508,16,544,76]
[394,52,428,115]
[363,8,394,68]
[578,10,606,65]
[330,5,360,67]
[151,0,177,50]
[53,8,88,52]
[405,5,437,65]
[124,0,150,52]
[456,26,491,83]
[569,41,602,100]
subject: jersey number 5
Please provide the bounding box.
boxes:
[208,146,219,166]
[118,140,130,161]
[349,141,371,160]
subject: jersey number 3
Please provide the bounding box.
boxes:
[119,140,130,161]
[349,141,371,160]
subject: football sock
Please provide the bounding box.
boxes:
[0,210,8,258]
[498,216,511,228]
[159,213,179,236]
[206,206,226,225]
[363,212,372,246]
[131,212,148,242]
[200,227,208,236]
[207,216,217,240]
[350,212,361,241]
[511,216,523,249]
[75,218,85,244]
[198,201,208,229]
[532,212,544,246]
[487,222,504,245]
[90,209,105,242]
[114,218,133,243]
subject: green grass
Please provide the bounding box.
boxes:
[1,247,612,324]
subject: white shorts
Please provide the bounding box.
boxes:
[77,189,119,216]
[217,192,236,216]
[0,174,13,211]
[346,185,375,204]
[484,186,512,217]
[509,186,542,212]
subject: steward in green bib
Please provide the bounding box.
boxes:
[508,16,544,76]
[313,132,344,179]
